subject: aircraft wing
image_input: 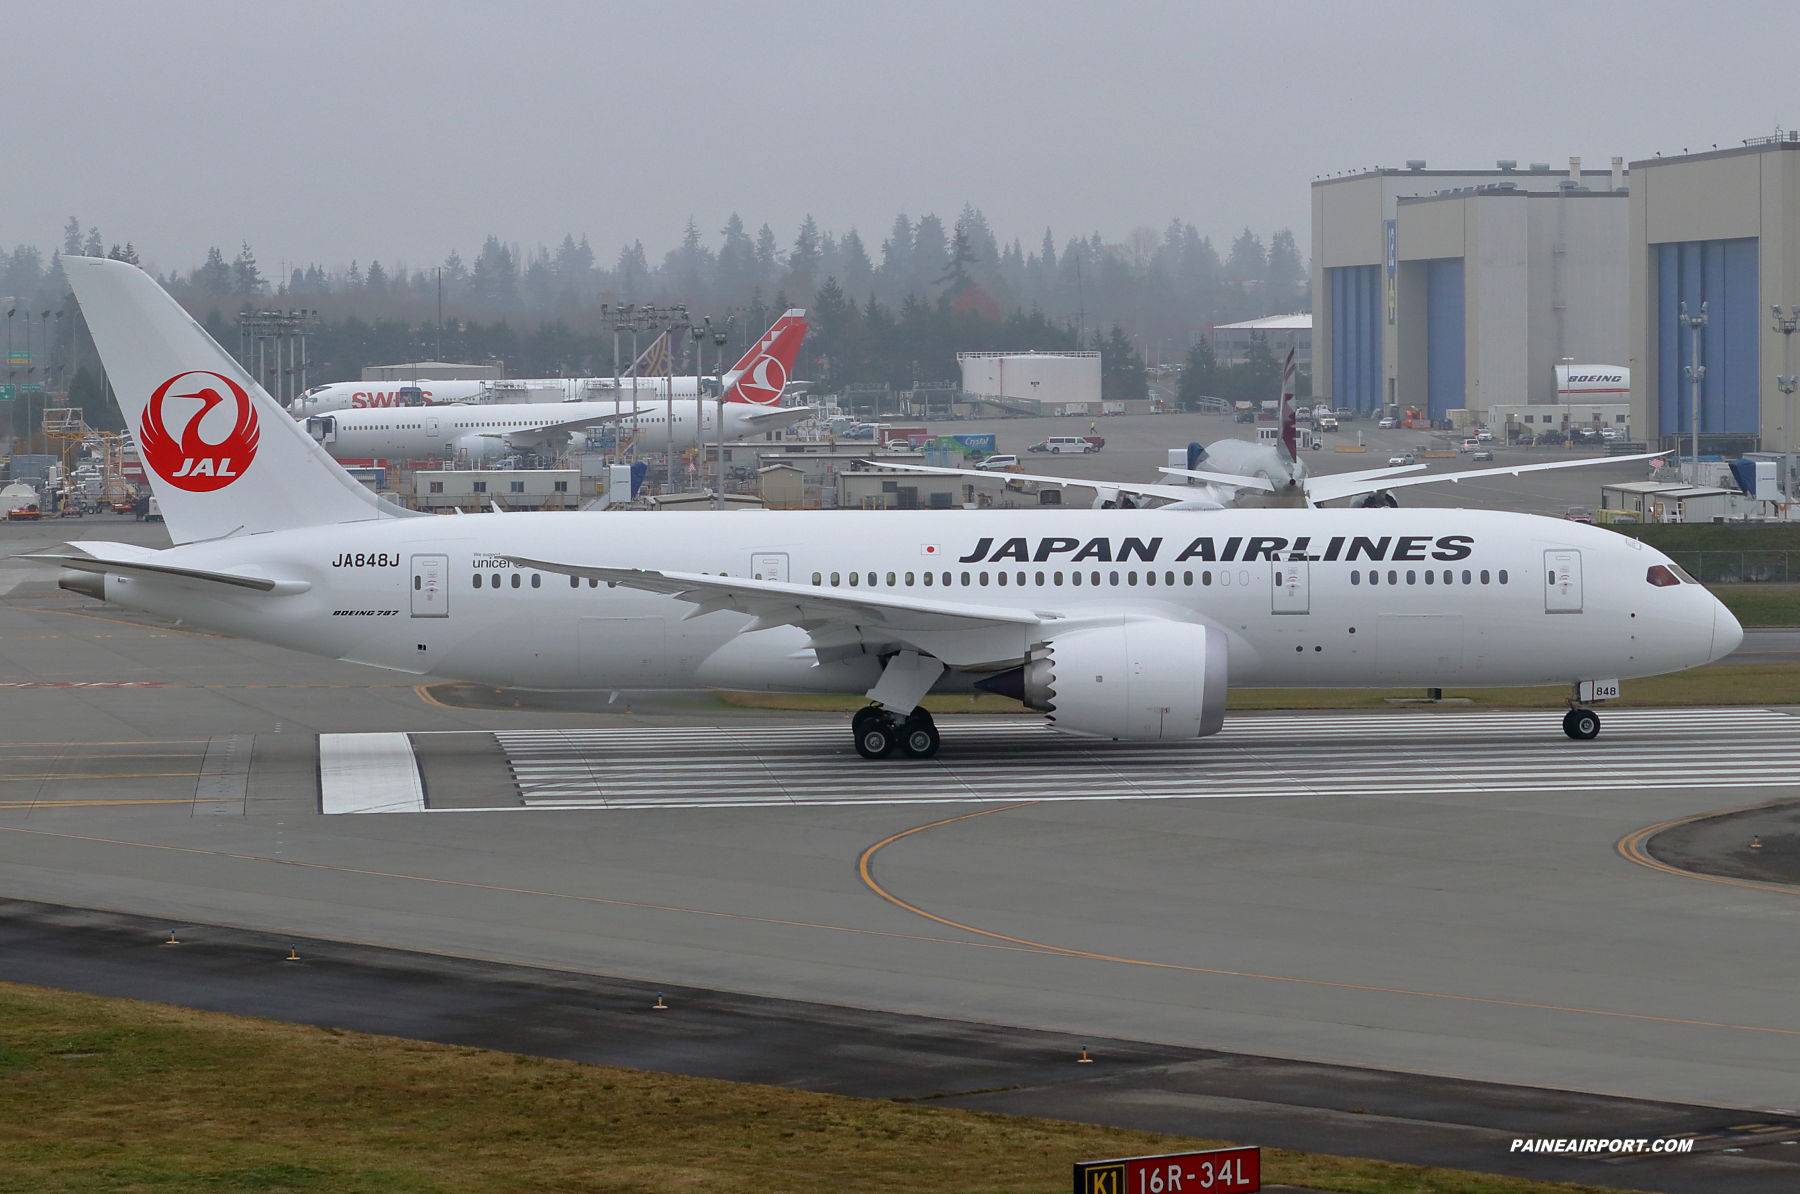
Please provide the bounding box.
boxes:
[872,460,1248,505]
[502,559,1052,667]
[1305,451,1665,504]
[737,404,816,425]
[23,542,311,594]
[513,404,665,434]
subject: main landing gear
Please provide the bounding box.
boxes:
[1562,707,1601,740]
[852,705,941,760]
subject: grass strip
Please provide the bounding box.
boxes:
[0,981,1640,1194]
[1707,583,1800,627]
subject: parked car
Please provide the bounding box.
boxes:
[975,454,1020,471]
[1388,452,1416,466]
[1027,436,1097,454]
[1378,416,1396,429]
[1564,506,1594,523]
[1472,448,1494,462]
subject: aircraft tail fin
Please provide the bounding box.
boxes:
[723,309,807,405]
[62,256,415,545]
[1278,342,1298,464]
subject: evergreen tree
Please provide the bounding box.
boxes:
[938,226,976,291]
[754,224,780,285]
[193,247,231,298]
[68,364,124,431]
[1265,229,1305,311]
[1101,324,1147,401]
[83,227,103,258]
[789,215,822,284]
[879,213,913,290]
[912,215,947,292]
[366,259,388,297]
[1225,227,1266,282]
[63,218,82,258]
[1178,339,1220,409]
[232,243,264,296]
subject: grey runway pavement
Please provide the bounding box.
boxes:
[1728,628,1800,665]
[5,515,1800,1192]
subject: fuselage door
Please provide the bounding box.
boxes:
[411,553,449,617]
[1272,559,1309,614]
[426,415,440,437]
[1545,550,1582,613]
[753,552,789,583]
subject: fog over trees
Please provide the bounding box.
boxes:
[3,208,1308,394]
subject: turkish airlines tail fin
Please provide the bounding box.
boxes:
[61,257,412,545]
[723,309,808,405]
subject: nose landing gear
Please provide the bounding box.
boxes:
[852,705,940,759]
[1562,707,1601,740]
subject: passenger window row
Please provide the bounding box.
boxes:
[811,570,1204,589]
[472,572,601,589]
[1350,569,1507,586]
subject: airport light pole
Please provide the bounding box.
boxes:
[1773,305,1798,508]
[690,322,707,494]
[1680,301,1708,483]
[713,316,731,510]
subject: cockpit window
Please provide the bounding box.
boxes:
[1646,565,1681,587]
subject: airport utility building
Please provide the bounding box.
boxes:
[1313,160,1629,422]
[1629,136,1800,455]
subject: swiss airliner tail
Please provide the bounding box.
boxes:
[61,257,410,544]
[723,309,807,405]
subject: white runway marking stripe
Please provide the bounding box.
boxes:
[416,708,1800,812]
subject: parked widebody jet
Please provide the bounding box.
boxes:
[42,258,1739,762]
[288,311,808,417]
[300,311,812,461]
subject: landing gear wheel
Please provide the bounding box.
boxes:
[898,714,941,759]
[1563,708,1600,740]
[854,718,897,759]
[852,705,882,735]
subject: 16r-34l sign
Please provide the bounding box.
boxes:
[1074,1146,1259,1193]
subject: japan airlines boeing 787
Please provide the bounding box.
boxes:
[38,258,1739,760]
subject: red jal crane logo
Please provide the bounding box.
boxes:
[139,371,260,492]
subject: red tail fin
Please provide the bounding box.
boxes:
[725,309,808,405]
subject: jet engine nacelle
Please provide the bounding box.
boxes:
[1013,620,1229,741]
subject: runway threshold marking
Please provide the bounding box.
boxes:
[856,804,1800,1041]
[0,822,1073,963]
[1618,800,1800,899]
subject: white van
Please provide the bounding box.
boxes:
[1031,436,1097,454]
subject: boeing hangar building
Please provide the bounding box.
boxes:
[1312,159,1630,424]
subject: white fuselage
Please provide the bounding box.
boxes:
[291,376,718,417]
[91,508,1735,694]
[310,397,806,462]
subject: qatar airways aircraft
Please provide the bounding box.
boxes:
[289,311,808,416]
[40,258,1739,762]
[301,312,811,461]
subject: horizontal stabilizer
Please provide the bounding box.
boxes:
[23,543,309,594]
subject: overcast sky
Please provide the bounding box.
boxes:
[8,1,1797,280]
